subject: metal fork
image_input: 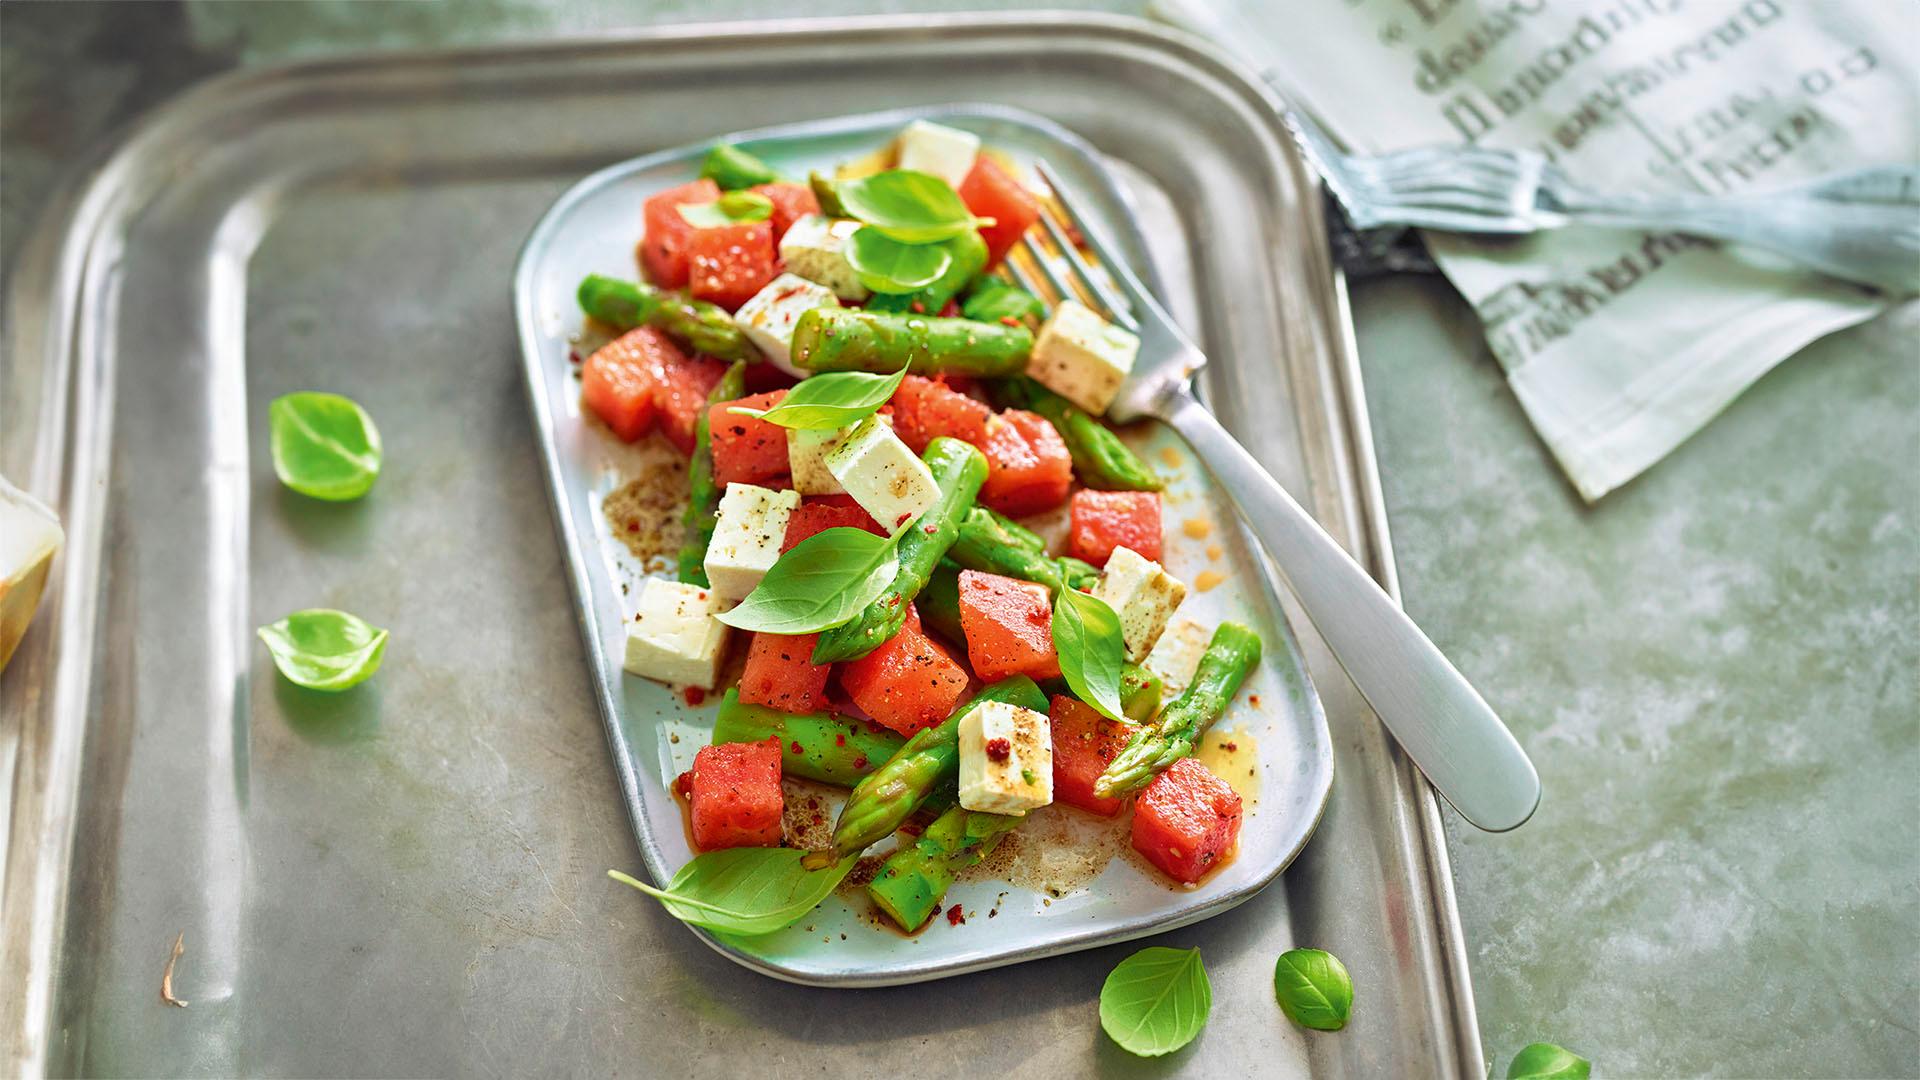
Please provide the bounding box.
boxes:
[1018,160,1541,833]
[1285,107,1920,295]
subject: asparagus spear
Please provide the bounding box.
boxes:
[866,231,988,318]
[814,677,1048,864]
[918,561,967,646]
[947,507,1100,594]
[1093,623,1262,798]
[867,805,1022,930]
[790,308,1032,377]
[811,437,988,664]
[978,507,1046,553]
[699,144,779,190]
[676,360,747,586]
[710,689,905,787]
[995,378,1162,492]
[577,274,755,361]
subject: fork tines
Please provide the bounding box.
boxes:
[1000,160,1145,332]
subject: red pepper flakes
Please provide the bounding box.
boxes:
[852,754,869,770]
[569,350,583,364]
[910,301,926,314]
[834,733,847,747]
[894,512,912,527]
[1223,742,1238,752]
[683,687,706,707]
[923,523,938,535]
[998,316,1021,327]
[1248,694,1262,707]
[627,521,640,533]
[790,740,804,755]
[985,737,1011,762]
[945,903,966,926]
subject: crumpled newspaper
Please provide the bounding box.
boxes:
[1155,0,1916,500]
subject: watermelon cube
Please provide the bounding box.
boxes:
[957,570,1059,682]
[781,495,885,552]
[1130,758,1242,883]
[640,178,722,289]
[979,410,1072,516]
[687,220,777,312]
[654,353,729,455]
[890,374,992,453]
[839,623,970,736]
[1049,695,1137,817]
[579,328,664,442]
[689,737,785,851]
[739,632,831,714]
[957,158,1041,269]
[1069,490,1163,566]
[750,182,820,241]
[709,390,790,486]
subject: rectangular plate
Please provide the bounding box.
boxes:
[513,104,1334,986]
[3,14,1480,1077]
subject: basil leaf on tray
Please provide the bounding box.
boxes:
[258,608,389,692]
[608,848,857,936]
[1273,947,1354,1031]
[678,190,774,229]
[1507,1043,1592,1080]
[729,361,910,431]
[848,227,954,294]
[834,169,980,243]
[269,391,383,501]
[715,527,899,634]
[1099,946,1212,1057]
[1053,588,1128,722]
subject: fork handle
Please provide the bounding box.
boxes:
[1164,393,1541,831]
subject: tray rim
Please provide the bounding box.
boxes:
[512,101,1335,987]
[1,10,1480,1074]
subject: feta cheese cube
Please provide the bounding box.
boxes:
[1091,546,1187,661]
[1026,299,1140,415]
[823,415,938,536]
[733,273,840,377]
[778,214,869,302]
[1145,616,1211,697]
[789,413,893,496]
[704,483,801,602]
[624,578,729,688]
[895,120,981,190]
[958,699,1053,814]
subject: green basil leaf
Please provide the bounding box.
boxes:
[608,848,857,936]
[1507,1043,1591,1080]
[962,277,1046,323]
[729,361,910,431]
[1053,588,1127,722]
[846,227,954,295]
[257,609,389,692]
[679,190,773,229]
[1099,946,1211,1056]
[269,391,382,501]
[699,143,779,190]
[715,527,899,634]
[835,169,979,243]
[1273,948,1354,1032]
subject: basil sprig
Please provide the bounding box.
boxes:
[847,227,954,294]
[1507,1043,1591,1080]
[1053,588,1127,722]
[962,277,1046,323]
[608,848,857,936]
[1273,948,1354,1031]
[1099,946,1212,1057]
[257,608,389,692]
[678,190,774,229]
[831,169,983,243]
[715,527,899,634]
[269,391,383,501]
[729,361,910,431]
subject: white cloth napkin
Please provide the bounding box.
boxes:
[1154,0,1917,501]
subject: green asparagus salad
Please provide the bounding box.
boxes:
[575,121,1265,936]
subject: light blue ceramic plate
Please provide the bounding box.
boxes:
[513,104,1332,986]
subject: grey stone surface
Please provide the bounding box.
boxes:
[4,2,1915,1076]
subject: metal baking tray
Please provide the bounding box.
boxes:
[3,13,1481,1077]
[514,103,1333,986]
